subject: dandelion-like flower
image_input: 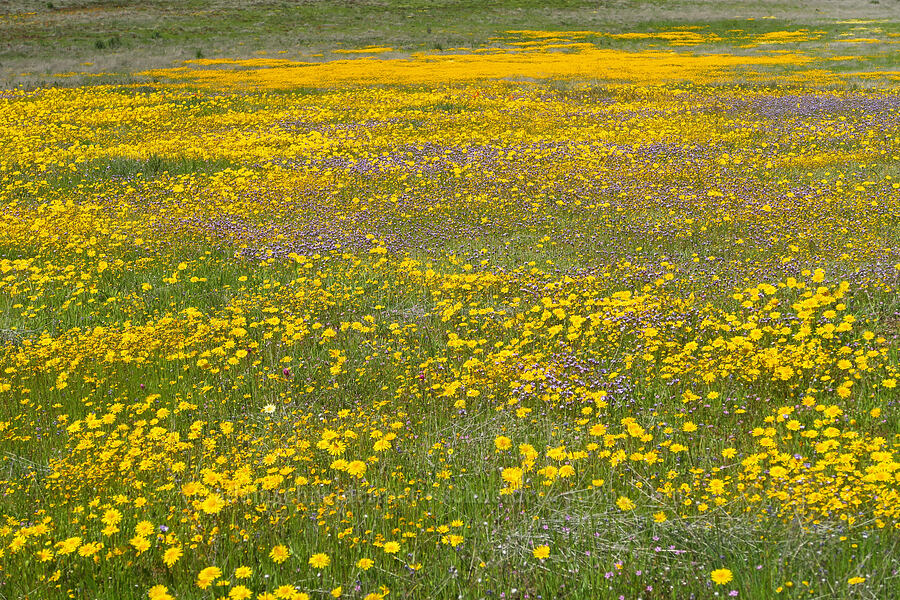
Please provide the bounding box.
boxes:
[711,568,734,585]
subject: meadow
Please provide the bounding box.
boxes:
[1,2,900,599]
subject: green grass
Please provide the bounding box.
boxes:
[1,4,899,599]
[3,1,900,88]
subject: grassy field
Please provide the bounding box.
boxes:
[3,0,900,86]
[2,2,900,599]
